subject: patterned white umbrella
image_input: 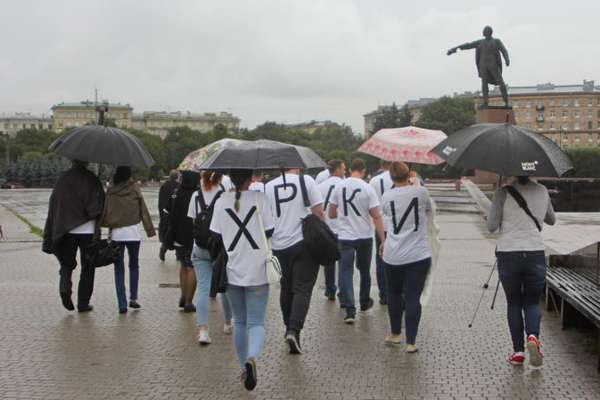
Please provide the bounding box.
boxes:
[358,126,447,165]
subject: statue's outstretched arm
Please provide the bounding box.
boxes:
[447,40,480,55]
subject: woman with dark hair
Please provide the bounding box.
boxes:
[488,175,555,367]
[209,169,274,391]
[187,170,232,344]
[101,166,155,313]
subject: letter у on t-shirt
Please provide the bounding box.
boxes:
[330,177,380,241]
[186,186,224,220]
[318,176,343,234]
[381,185,432,266]
[209,191,274,286]
[265,173,323,251]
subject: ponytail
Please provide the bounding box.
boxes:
[234,190,242,212]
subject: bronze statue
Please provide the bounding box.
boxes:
[447,26,510,107]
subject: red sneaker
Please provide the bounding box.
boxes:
[507,352,525,365]
[527,335,544,367]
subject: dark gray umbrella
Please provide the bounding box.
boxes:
[432,123,573,177]
[48,125,155,168]
[199,139,326,170]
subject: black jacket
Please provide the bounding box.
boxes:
[168,171,199,249]
[158,178,179,217]
[42,165,105,254]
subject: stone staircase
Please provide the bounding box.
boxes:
[426,181,494,214]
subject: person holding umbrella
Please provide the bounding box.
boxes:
[487,176,555,366]
[101,166,156,314]
[158,170,180,261]
[42,160,105,312]
[209,169,274,391]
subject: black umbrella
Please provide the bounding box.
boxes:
[432,123,573,177]
[199,139,327,170]
[48,125,155,168]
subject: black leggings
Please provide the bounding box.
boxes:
[384,258,431,344]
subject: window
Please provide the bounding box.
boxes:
[574,110,580,119]
[549,122,555,130]
[22,124,26,129]
[3,122,7,128]
[549,100,555,107]
[526,100,532,108]
[30,124,35,129]
[514,101,520,108]
[574,122,580,131]
[562,110,569,118]
[574,98,580,107]
[589,97,594,106]
[597,110,600,119]
[588,110,593,119]
[526,111,532,120]
[549,110,556,118]
[589,121,594,130]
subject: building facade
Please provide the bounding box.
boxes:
[131,111,240,138]
[0,113,53,137]
[481,80,600,148]
[51,101,133,132]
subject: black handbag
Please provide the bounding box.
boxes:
[85,226,122,268]
[210,249,228,294]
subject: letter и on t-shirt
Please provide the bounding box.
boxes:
[330,177,380,241]
[265,173,323,251]
[209,191,274,287]
[381,185,432,266]
[318,176,343,234]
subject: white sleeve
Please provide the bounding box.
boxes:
[306,176,323,207]
[259,195,275,231]
[367,184,380,209]
[187,192,197,219]
[209,201,222,235]
[369,177,379,197]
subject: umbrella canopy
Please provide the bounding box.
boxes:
[178,138,247,171]
[432,123,573,177]
[199,139,327,170]
[358,126,447,165]
[48,125,155,168]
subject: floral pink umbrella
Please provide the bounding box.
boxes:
[358,126,447,165]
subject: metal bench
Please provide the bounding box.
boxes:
[546,249,600,371]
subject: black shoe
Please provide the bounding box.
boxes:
[178,297,185,309]
[326,292,336,301]
[183,304,196,313]
[344,313,356,324]
[77,304,93,313]
[244,359,257,391]
[60,292,75,311]
[119,308,128,314]
[361,298,374,312]
[379,298,387,306]
[159,246,166,262]
[129,300,141,309]
[285,330,302,354]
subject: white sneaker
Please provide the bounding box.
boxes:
[405,344,418,353]
[224,322,233,335]
[197,330,211,345]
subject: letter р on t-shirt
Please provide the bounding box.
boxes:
[209,191,274,286]
[381,185,432,266]
[265,173,323,251]
[330,177,380,241]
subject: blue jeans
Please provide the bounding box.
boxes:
[323,262,337,297]
[385,258,431,345]
[338,238,373,315]
[496,251,546,352]
[192,245,232,326]
[114,241,140,311]
[375,234,387,302]
[227,284,269,369]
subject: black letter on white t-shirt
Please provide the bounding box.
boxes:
[391,198,419,234]
[323,185,335,211]
[274,183,297,217]
[225,207,260,251]
[342,188,362,217]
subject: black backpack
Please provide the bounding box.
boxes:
[299,175,340,266]
[193,189,224,249]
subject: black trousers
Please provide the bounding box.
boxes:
[54,234,95,307]
[274,240,319,332]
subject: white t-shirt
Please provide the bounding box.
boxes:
[315,169,330,185]
[370,170,394,202]
[210,191,274,286]
[221,175,234,191]
[187,186,224,219]
[265,173,323,250]
[249,182,265,193]
[381,185,432,266]
[318,175,343,234]
[330,177,380,241]
[111,224,141,241]
[69,220,95,234]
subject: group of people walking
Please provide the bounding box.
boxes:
[43,154,555,391]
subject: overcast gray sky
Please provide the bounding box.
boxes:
[1,0,599,133]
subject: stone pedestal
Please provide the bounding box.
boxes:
[471,106,516,185]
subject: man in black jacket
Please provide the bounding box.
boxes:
[158,170,180,261]
[42,160,105,312]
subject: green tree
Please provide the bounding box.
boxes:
[371,103,412,135]
[565,148,600,177]
[415,97,475,135]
